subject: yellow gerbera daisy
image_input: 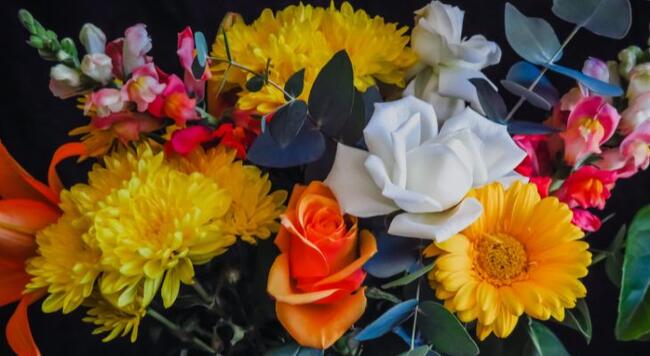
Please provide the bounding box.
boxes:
[424,181,591,340]
[170,145,287,244]
[210,2,417,113]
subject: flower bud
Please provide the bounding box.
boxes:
[618,46,643,79]
[81,53,113,84]
[49,64,83,98]
[627,63,650,99]
[79,23,106,54]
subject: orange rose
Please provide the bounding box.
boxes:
[267,181,377,349]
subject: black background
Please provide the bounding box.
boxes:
[0,0,649,355]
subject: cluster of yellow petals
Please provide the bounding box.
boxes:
[210,2,417,113]
[425,182,591,340]
[26,143,286,342]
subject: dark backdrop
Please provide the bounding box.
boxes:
[0,0,649,355]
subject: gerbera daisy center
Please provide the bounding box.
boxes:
[475,232,527,282]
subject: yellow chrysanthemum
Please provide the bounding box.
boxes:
[424,182,591,341]
[210,2,417,113]
[82,293,146,343]
[170,145,287,244]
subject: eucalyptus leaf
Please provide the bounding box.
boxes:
[527,319,570,356]
[507,121,560,135]
[366,286,402,304]
[469,78,507,121]
[552,0,632,39]
[616,205,650,340]
[398,346,438,356]
[246,76,265,92]
[247,119,325,168]
[264,343,323,356]
[365,232,420,279]
[560,299,592,343]
[417,301,479,356]
[284,68,305,101]
[392,325,424,348]
[308,50,354,137]
[268,100,308,148]
[338,89,367,145]
[546,63,623,96]
[501,61,559,110]
[355,299,418,341]
[605,225,626,288]
[504,3,562,65]
[381,262,434,289]
[194,31,208,67]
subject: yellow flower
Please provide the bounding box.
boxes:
[210,2,416,113]
[424,182,591,340]
[170,145,287,244]
[82,293,146,343]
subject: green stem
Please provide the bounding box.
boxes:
[505,25,581,121]
[147,309,217,354]
[410,241,424,350]
[192,279,213,304]
[590,251,608,266]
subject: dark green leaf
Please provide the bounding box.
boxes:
[560,299,592,343]
[247,119,325,168]
[552,0,632,39]
[616,205,650,340]
[527,319,570,356]
[366,286,402,304]
[308,50,354,137]
[268,100,308,148]
[264,342,323,356]
[398,346,438,356]
[504,3,562,65]
[338,89,366,145]
[469,78,507,121]
[222,30,232,62]
[246,76,265,92]
[191,57,205,80]
[355,299,418,341]
[605,225,626,287]
[284,68,305,101]
[362,86,382,122]
[381,263,434,289]
[418,301,479,356]
[194,31,208,67]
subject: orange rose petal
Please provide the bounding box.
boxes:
[275,227,291,253]
[267,254,339,305]
[7,293,43,356]
[317,226,358,274]
[47,142,86,196]
[284,214,330,278]
[0,142,58,205]
[287,184,307,210]
[0,260,31,306]
[301,181,337,201]
[276,288,367,349]
[313,230,377,287]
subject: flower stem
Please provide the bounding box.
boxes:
[147,309,217,354]
[505,25,581,121]
[410,240,424,350]
[192,279,213,304]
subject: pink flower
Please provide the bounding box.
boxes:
[122,63,166,112]
[91,112,162,143]
[176,27,211,100]
[105,39,125,80]
[627,63,650,100]
[597,121,650,178]
[571,208,602,232]
[582,57,610,83]
[513,134,553,197]
[620,92,650,135]
[560,96,620,165]
[148,75,198,126]
[122,24,152,76]
[556,166,617,210]
[559,58,611,111]
[165,125,214,155]
[85,88,124,117]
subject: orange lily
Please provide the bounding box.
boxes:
[0,141,85,356]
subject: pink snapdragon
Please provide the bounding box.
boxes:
[85,88,124,117]
[571,208,602,232]
[122,63,166,112]
[560,96,620,165]
[148,74,198,126]
[122,24,152,76]
[620,92,650,135]
[556,166,617,210]
[177,27,211,100]
[597,121,650,178]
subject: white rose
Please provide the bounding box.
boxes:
[81,53,113,84]
[79,23,106,54]
[325,96,526,241]
[407,1,501,122]
[49,64,83,98]
[620,92,650,135]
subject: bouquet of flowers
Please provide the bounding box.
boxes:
[1,1,649,355]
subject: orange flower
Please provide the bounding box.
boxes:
[0,141,85,356]
[267,181,377,349]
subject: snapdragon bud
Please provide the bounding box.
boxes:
[80,23,106,54]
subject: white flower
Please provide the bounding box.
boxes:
[81,53,113,84]
[79,23,106,54]
[325,96,526,241]
[621,92,650,135]
[627,63,650,100]
[49,64,83,98]
[122,24,152,76]
[405,1,501,122]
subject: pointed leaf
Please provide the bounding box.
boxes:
[284,69,305,101]
[418,301,479,356]
[616,205,650,340]
[546,63,623,96]
[366,287,402,304]
[247,120,325,168]
[392,325,425,348]
[527,320,570,356]
[354,299,418,341]
[469,78,507,121]
[268,100,308,148]
[381,263,434,289]
[308,50,354,137]
[246,76,265,92]
[501,61,559,110]
[552,0,632,39]
[194,31,208,67]
[605,225,626,287]
[504,3,562,65]
[338,89,367,145]
[507,121,560,135]
[560,299,592,343]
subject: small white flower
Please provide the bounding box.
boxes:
[81,53,113,84]
[79,23,106,54]
[122,24,152,76]
[627,63,650,100]
[325,96,526,242]
[49,64,83,98]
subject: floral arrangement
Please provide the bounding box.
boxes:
[1,1,650,355]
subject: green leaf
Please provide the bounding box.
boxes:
[366,286,402,304]
[222,30,232,62]
[398,345,438,356]
[268,100,308,148]
[605,225,626,288]
[194,31,208,67]
[560,299,592,343]
[308,50,354,137]
[468,78,507,121]
[284,68,305,101]
[381,263,434,289]
[338,89,366,145]
[616,205,650,340]
[552,0,631,39]
[246,76,265,92]
[527,319,570,356]
[417,301,479,356]
[504,3,562,65]
[264,342,323,356]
